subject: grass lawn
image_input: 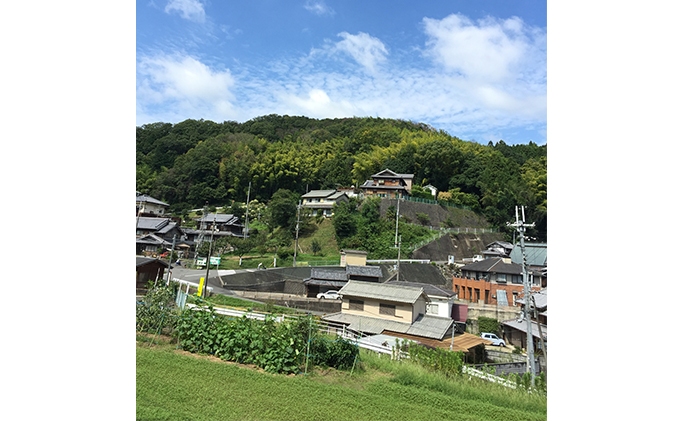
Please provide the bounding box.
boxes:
[137,339,547,421]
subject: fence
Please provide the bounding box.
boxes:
[399,196,472,210]
[172,297,516,388]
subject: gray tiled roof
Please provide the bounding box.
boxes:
[385,281,454,298]
[310,268,347,281]
[136,256,169,268]
[136,194,169,207]
[345,265,382,278]
[460,257,522,275]
[136,217,171,230]
[301,190,336,198]
[338,280,425,304]
[195,213,238,224]
[136,234,171,246]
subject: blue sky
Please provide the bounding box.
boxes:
[137,1,547,145]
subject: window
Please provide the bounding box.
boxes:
[379,303,396,316]
[349,299,364,311]
[426,303,439,314]
[497,274,506,283]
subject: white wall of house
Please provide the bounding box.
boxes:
[426,297,454,318]
[138,202,166,216]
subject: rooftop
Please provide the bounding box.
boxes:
[338,280,426,304]
[459,257,523,275]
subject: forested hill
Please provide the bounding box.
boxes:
[136,115,547,240]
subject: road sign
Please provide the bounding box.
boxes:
[210,256,221,265]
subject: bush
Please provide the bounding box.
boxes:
[477,317,500,335]
[310,335,359,370]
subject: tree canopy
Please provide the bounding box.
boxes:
[137,115,547,240]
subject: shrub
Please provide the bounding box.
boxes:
[478,316,500,335]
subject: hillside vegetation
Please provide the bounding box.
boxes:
[137,115,546,240]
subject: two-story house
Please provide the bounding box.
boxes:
[136,217,185,255]
[452,257,542,306]
[359,169,414,199]
[322,281,453,339]
[300,190,350,217]
[136,192,169,217]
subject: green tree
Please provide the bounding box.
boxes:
[268,189,299,233]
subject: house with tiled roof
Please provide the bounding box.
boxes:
[452,257,542,306]
[322,281,491,353]
[303,265,383,297]
[301,190,350,217]
[136,192,169,216]
[359,169,414,199]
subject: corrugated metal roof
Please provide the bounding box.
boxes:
[338,280,425,304]
[502,318,547,340]
[322,312,411,335]
[509,243,547,267]
[516,288,547,309]
[322,312,453,340]
[406,314,454,340]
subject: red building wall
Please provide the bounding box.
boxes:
[452,276,541,306]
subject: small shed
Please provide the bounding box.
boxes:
[340,249,368,267]
[136,257,169,291]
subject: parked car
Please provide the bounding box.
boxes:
[317,290,342,300]
[480,332,506,346]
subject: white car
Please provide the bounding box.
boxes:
[480,332,506,346]
[317,290,342,300]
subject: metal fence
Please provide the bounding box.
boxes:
[174,298,516,388]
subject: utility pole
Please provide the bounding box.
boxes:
[244,182,251,238]
[508,205,536,386]
[194,201,208,267]
[165,234,176,284]
[293,200,301,267]
[202,213,217,299]
[394,196,400,248]
[396,235,402,283]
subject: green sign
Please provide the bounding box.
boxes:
[210,256,221,265]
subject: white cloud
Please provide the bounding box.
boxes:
[136,12,545,144]
[422,13,541,84]
[303,1,335,16]
[137,54,236,122]
[334,32,388,73]
[282,88,357,118]
[165,0,206,23]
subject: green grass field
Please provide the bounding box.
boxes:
[137,340,547,421]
